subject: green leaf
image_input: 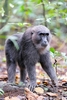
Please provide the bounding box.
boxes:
[2,57,6,62]
[50,47,55,53]
[18,82,25,87]
[0,88,4,95]
[17,23,23,27]
[44,87,48,91]
[0,35,6,39]
[8,36,19,50]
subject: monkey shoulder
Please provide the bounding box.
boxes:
[20,35,40,63]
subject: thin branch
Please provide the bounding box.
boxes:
[41,0,47,26]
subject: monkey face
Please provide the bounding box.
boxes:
[31,25,51,50]
[40,33,49,46]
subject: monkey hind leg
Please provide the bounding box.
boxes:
[20,68,27,83]
[6,51,17,83]
[6,52,17,83]
[6,60,16,83]
[5,39,18,83]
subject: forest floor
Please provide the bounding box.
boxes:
[0,36,67,100]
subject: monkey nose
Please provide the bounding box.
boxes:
[41,41,48,47]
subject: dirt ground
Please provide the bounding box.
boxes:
[0,49,67,100]
[0,36,67,100]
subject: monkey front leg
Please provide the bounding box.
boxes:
[40,52,58,87]
[26,64,36,91]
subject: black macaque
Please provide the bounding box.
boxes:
[5,25,58,91]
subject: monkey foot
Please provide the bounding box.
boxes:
[28,83,37,91]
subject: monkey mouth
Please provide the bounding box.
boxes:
[41,43,47,47]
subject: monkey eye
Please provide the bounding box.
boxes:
[46,33,49,36]
[39,33,44,36]
[31,32,33,35]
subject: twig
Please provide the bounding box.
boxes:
[41,0,47,26]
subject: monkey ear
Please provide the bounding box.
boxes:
[31,29,35,35]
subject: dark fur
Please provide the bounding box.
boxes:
[5,25,58,90]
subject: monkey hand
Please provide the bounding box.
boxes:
[52,79,58,86]
[52,79,58,92]
[28,81,37,91]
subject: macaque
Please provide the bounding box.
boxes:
[5,25,58,91]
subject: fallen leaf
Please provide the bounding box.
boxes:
[5,97,9,100]
[0,74,7,81]
[24,88,38,100]
[62,82,67,86]
[37,96,45,100]
[5,96,20,100]
[15,74,20,84]
[34,87,44,94]
[46,92,58,97]
[36,79,41,85]
[62,97,66,100]
[43,81,49,86]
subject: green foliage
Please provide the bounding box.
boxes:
[50,47,67,67]
[8,36,19,50]
[45,1,67,39]
[18,82,25,87]
[2,57,6,62]
[50,47,67,59]
[0,0,67,42]
[50,47,61,58]
[0,88,4,96]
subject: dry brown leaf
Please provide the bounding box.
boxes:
[5,97,9,100]
[15,74,20,84]
[15,74,20,79]
[36,79,41,85]
[62,79,67,83]
[0,74,7,81]
[5,96,20,100]
[26,95,37,100]
[36,69,40,73]
[62,97,66,100]
[3,71,7,74]
[43,81,49,86]
[37,96,45,100]
[47,92,58,97]
[34,87,44,94]
[24,88,38,100]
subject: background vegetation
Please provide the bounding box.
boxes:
[0,0,67,45]
[0,1,67,98]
